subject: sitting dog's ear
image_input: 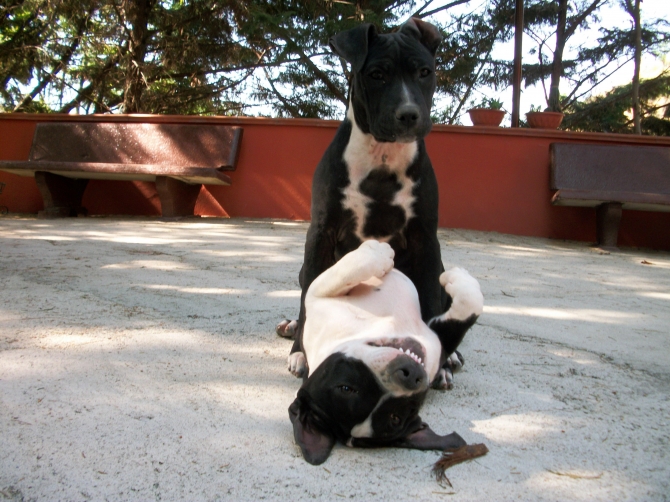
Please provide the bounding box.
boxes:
[288,396,336,465]
[400,18,442,55]
[329,24,377,73]
[397,420,466,451]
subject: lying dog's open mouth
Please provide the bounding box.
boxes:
[366,338,426,366]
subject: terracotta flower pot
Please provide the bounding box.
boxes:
[526,111,564,129]
[468,108,505,127]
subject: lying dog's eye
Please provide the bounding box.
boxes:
[337,385,357,394]
[419,68,431,78]
[390,414,401,426]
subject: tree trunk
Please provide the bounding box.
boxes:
[122,0,156,114]
[548,0,568,112]
[630,0,642,134]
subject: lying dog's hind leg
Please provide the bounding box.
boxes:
[307,240,394,298]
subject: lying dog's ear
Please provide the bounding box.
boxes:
[288,395,336,465]
[397,421,466,451]
[329,23,377,73]
[400,18,442,55]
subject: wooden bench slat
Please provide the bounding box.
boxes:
[29,122,242,169]
[552,189,670,212]
[0,161,231,185]
[550,143,670,194]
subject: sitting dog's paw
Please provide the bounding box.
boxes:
[431,351,464,391]
[447,350,464,371]
[288,352,307,378]
[440,267,484,321]
[357,240,395,279]
[276,319,298,339]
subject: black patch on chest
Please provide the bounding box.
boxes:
[358,168,409,238]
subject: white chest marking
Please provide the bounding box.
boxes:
[342,107,418,241]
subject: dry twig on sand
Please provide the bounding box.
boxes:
[432,443,489,486]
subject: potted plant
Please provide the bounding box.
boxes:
[526,105,564,129]
[468,98,506,127]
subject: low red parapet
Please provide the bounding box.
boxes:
[1,113,669,250]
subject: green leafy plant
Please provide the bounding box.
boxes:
[476,97,503,110]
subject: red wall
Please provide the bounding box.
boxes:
[1,113,669,250]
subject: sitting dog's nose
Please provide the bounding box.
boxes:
[395,104,420,126]
[393,362,425,390]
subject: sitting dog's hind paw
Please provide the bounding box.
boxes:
[288,352,308,378]
[276,319,298,339]
[431,351,464,391]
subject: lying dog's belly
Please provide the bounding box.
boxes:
[303,269,442,380]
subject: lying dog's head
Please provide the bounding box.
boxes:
[289,337,465,465]
[330,18,442,143]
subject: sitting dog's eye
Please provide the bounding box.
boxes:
[370,70,384,80]
[338,385,357,394]
[419,68,431,78]
[390,414,401,426]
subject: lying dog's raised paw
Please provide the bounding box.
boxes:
[276,319,298,339]
[288,351,308,378]
[357,240,395,280]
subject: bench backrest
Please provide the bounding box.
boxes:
[550,143,670,195]
[29,122,242,170]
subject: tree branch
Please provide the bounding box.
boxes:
[416,0,472,19]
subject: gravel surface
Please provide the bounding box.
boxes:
[1,217,668,501]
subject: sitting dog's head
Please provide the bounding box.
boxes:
[330,18,442,143]
[289,336,464,465]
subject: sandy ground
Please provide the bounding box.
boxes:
[0,217,669,502]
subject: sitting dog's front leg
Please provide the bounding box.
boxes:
[428,267,484,390]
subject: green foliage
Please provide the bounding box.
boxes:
[562,73,670,135]
[474,97,504,109]
[0,0,668,136]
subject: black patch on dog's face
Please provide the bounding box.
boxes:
[298,353,385,441]
[349,393,427,448]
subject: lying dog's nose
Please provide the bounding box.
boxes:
[395,104,420,126]
[393,361,425,390]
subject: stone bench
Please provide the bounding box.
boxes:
[0,122,243,218]
[550,142,670,250]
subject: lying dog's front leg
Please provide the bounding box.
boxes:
[428,267,483,390]
[286,240,393,378]
[307,240,394,298]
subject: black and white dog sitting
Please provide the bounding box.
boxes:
[277,18,484,464]
[288,240,483,465]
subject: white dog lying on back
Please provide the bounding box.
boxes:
[286,240,484,464]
